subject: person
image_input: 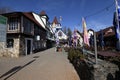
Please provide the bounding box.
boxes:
[98,30,105,50]
[55,38,59,51]
[89,34,94,47]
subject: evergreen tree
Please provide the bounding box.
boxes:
[67,27,72,38]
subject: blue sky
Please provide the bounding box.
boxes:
[0,0,119,32]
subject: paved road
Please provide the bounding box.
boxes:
[0,48,80,80]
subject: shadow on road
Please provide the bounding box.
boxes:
[33,56,40,58]
[0,59,36,80]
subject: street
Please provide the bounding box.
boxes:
[0,48,80,80]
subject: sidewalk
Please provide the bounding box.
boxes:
[0,48,80,80]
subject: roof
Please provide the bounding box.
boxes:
[23,12,46,31]
[56,29,68,40]
[76,30,83,37]
[88,29,94,32]
[2,12,46,31]
[52,16,60,24]
[39,10,49,20]
[96,26,115,37]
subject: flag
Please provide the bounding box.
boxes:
[118,6,120,21]
[116,25,120,39]
[73,29,78,47]
[82,17,89,46]
[116,6,120,39]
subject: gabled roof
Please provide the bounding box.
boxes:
[72,30,83,39]
[32,12,47,29]
[23,12,46,30]
[76,30,83,37]
[52,16,60,24]
[56,29,68,40]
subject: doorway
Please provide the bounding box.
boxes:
[25,38,33,55]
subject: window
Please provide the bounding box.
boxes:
[8,17,19,31]
[58,31,62,37]
[7,39,14,48]
[23,17,33,33]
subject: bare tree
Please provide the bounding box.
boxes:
[0,7,13,14]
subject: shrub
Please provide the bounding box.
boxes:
[64,47,69,52]
[68,48,85,63]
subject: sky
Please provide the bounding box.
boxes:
[0,0,119,32]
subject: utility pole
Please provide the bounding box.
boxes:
[115,0,120,51]
[94,31,97,64]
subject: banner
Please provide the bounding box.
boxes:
[82,17,89,46]
[116,6,120,39]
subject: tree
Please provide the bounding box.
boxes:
[67,27,72,38]
[0,7,13,14]
[63,26,67,34]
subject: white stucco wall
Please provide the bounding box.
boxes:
[55,30,67,40]
[41,16,46,25]
[88,31,94,39]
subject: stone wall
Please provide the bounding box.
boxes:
[72,58,119,80]
[19,36,26,55]
[9,38,20,57]
[93,60,119,80]
[0,38,20,58]
[0,42,6,57]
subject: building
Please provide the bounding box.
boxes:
[39,11,55,48]
[71,30,83,47]
[88,29,94,47]
[96,26,116,50]
[51,17,67,44]
[0,11,54,57]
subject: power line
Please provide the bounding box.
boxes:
[78,1,116,31]
[85,2,115,19]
